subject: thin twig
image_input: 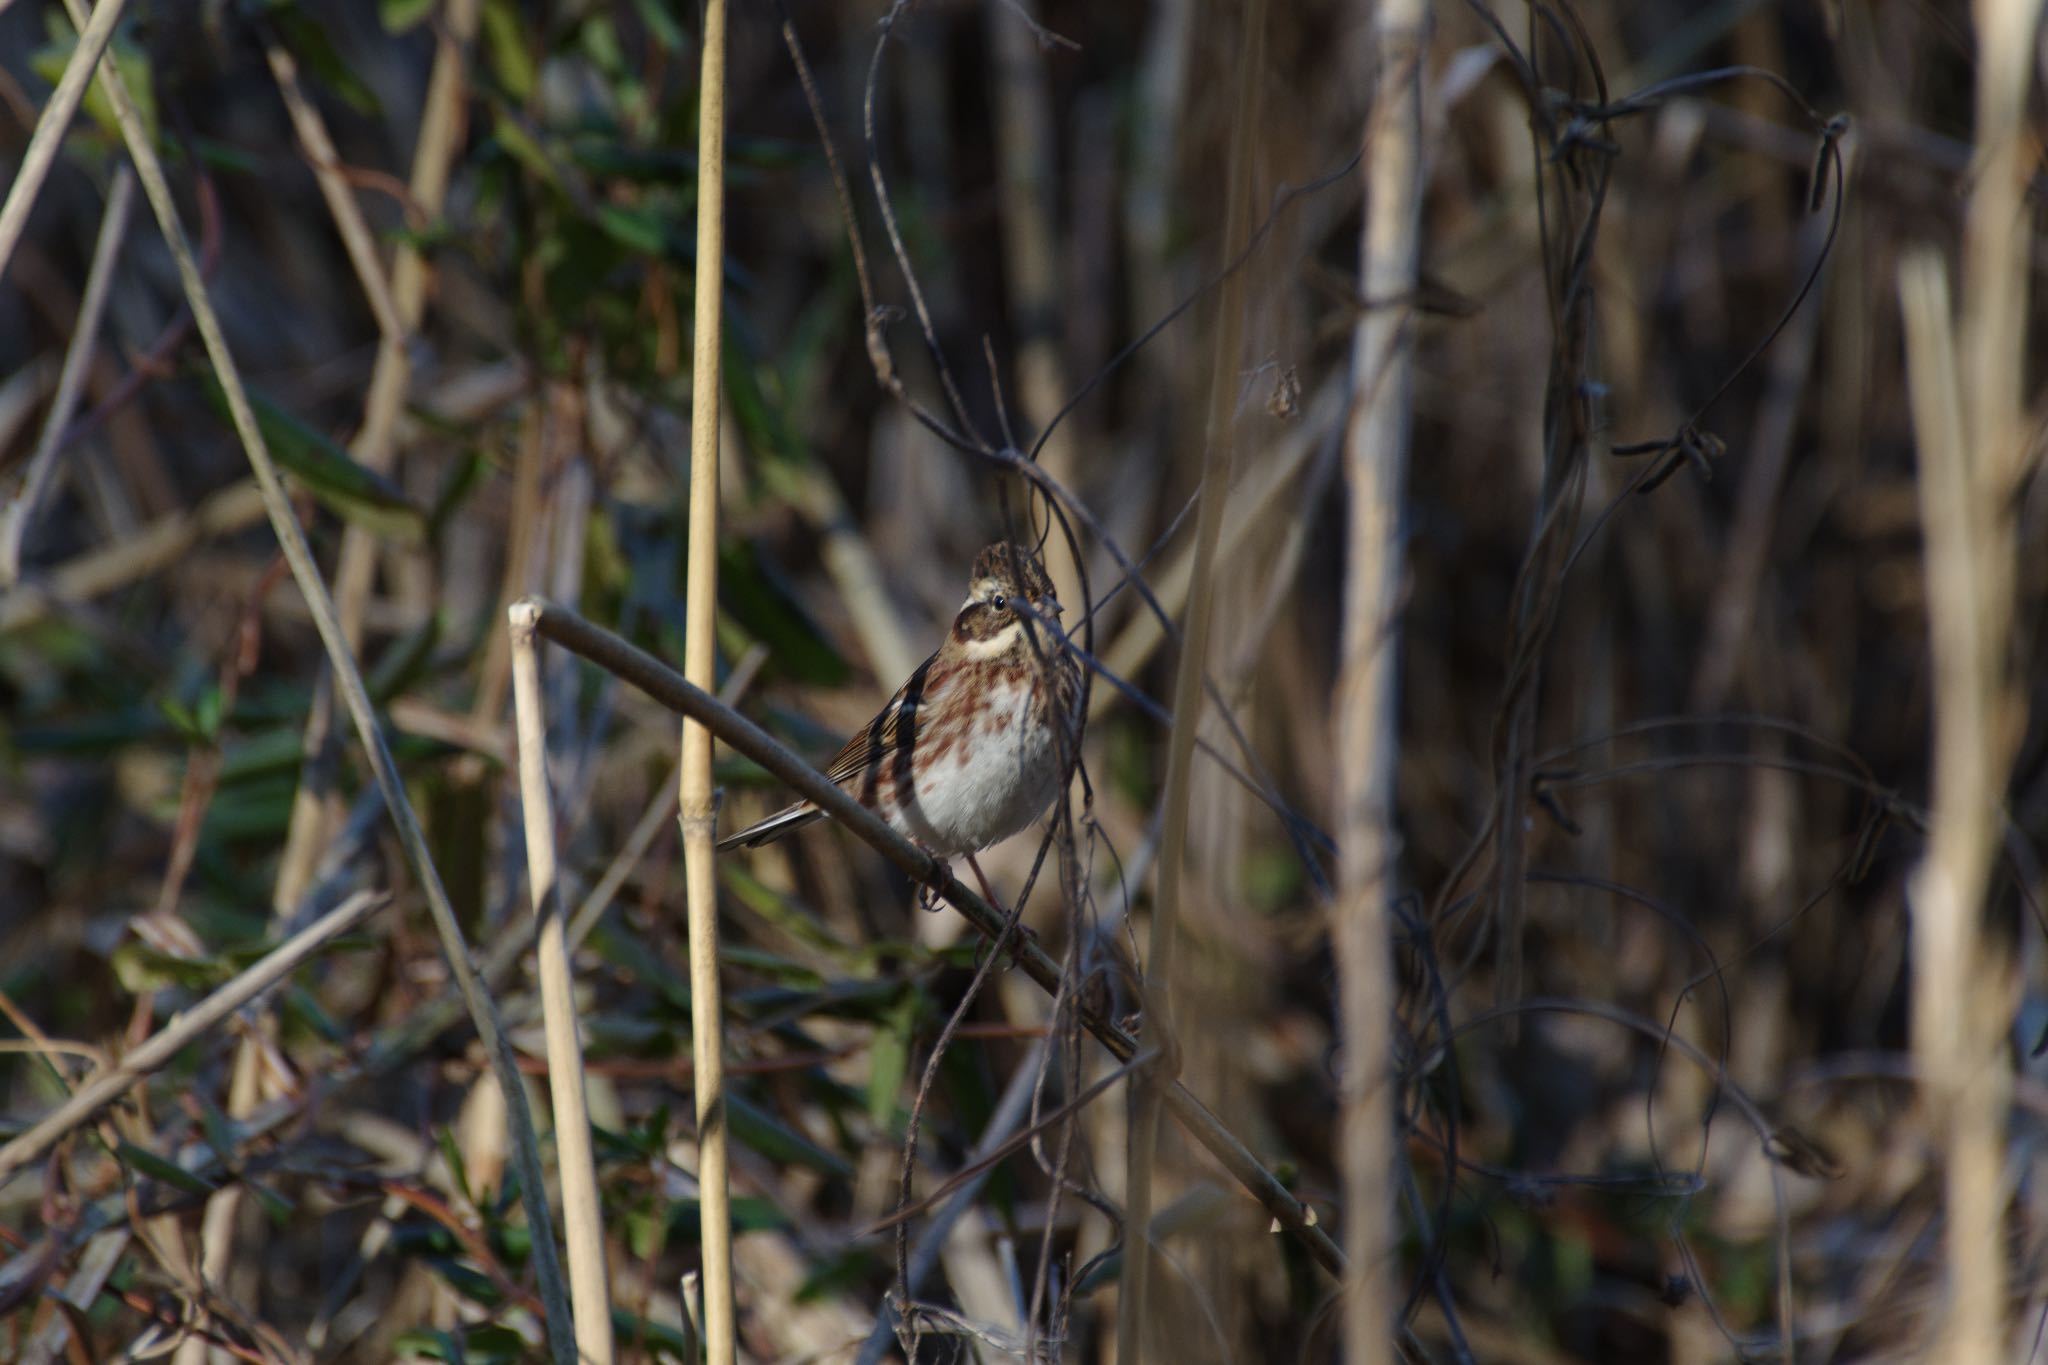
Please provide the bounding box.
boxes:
[0,167,134,587]
[856,1039,1050,1365]
[0,891,388,1181]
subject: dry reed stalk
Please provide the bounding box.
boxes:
[510,603,616,1364]
[1898,3,2038,1355]
[331,0,483,646]
[54,12,578,1357]
[1338,0,1427,1359]
[518,597,1345,1276]
[329,0,481,647]
[0,167,133,587]
[1118,1,1265,1357]
[683,1,738,1360]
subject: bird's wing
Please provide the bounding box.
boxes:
[717,653,936,850]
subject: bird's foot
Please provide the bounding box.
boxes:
[914,846,953,914]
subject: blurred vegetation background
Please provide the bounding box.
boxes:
[1,0,2044,1361]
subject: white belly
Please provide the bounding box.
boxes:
[894,676,1066,857]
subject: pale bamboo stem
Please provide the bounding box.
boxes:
[510,603,616,1365]
[683,1,738,1360]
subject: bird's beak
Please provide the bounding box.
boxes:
[1039,594,1065,619]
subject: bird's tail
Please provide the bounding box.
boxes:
[716,802,825,851]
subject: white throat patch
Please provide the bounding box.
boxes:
[958,620,1023,659]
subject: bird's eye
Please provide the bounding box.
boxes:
[992,594,1008,610]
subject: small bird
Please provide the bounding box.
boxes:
[718,542,1081,886]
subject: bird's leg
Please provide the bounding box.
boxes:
[913,843,953,914]
[964,853,1003,911]
[965,854,1039,966]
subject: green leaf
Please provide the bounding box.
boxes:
[268,8,382,116]
[717,539,850,687]
[727,1091,854,1179]
[629,0,685,50]
[718,945,827,989]
[488,108,560,189]
[245,1178,296,1225]
[281,985,349,1045]
[479,0,536,100]
[194,685,224,739]
[194,376,426,541]
[436,1127,475,1207]
[664,1193,789,1245]
[391,1328,463,1361]
[607,1307,698,1357]
[217,727,311,785]
[426,450,492,540]
[379,0,437,33]
[33,16,157,146]
[796,1246,879,1303]
[117,1141,219,1195]
[595,202,670,257]
[366,613,442,702]
[867,990,916,1127]
[110,942,221,994]
[158,695,205,744]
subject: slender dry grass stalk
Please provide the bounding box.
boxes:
[0,480,269,630]
[259,34,406,348]
[1337,0,1426,1358]
[0,0,129,283]
[510,603,615,1364]
[519,597,1344,1277]
[330,0,480,647]
[0,891,388,1179]
[1119,2,1265,1357]
[178,24,462,1343]
[53,12,578,1357]
[0,166,133,586]
[1088,380,1339,723]
[683,2,738,1360]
